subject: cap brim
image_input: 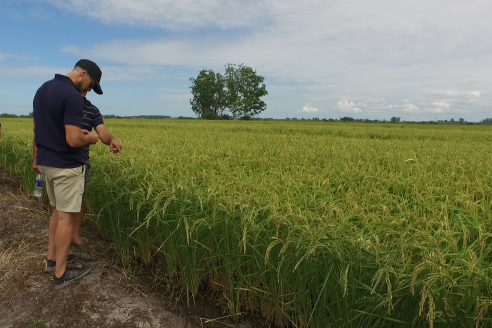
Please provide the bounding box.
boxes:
[93,80,103,95]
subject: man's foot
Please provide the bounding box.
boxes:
[71,241,89,253]
[44,254,77,272]
[53,265,92,289]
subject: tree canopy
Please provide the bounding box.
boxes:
[189,70,226,118]
[190,64,268,119]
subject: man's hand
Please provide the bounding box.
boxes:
[83,129,99,145]
[32,162,41,174]
[109,138,122,154]
[66,126,99,147]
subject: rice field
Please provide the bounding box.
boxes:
[2,118,492,327]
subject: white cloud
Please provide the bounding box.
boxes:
[431,90,481,100]
[301,103,319,113]
[0,65,70,78]
[100,66,160,81]
[46,0,268,29]
[433,100,450,110]
[396,97,474,114]
[0,65,158,82]
[402,103,420,113]
[337,100,361,113]
[56,1,492,85]
[357,97,394,112]
[0,51,36,61]
[408,90,488,114]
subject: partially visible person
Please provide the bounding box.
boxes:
[71,90,122,253]
[32,59,103,289]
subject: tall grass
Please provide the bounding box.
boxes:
[2,118,492,327]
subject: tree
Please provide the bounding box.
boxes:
[189,70,226,118]
[459,118,465,124]
[0,113,18,118]
[390,117,401,122]
[450,118,455,122]
[224,64,268,119]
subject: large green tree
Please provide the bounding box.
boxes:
[189,70,226,118]
[189,64,268,119]
[224,64,268,119]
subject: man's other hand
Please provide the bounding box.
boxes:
[109,138,122,154]
[87,132,99,145]
[32,162,41,174]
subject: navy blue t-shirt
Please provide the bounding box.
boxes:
[33,74,85,168]
[82,99,104,161]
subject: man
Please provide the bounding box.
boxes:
[71,91,122,253]
[32,59,102,289]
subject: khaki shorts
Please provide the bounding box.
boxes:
[38,165,85,213]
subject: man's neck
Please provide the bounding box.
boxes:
[65,71,78,85]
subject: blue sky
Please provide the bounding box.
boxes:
[1,0,492,121]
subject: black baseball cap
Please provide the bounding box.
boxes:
[75,59,103,95]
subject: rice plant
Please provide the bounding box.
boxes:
[2,118,492,327]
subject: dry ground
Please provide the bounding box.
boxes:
[0,168,257,328]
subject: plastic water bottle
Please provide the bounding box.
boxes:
[33,174,44,197]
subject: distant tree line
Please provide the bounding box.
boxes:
[189,64,268,120]
[103,115,208,120]
[0,112,33,118]
[0,111,489,125]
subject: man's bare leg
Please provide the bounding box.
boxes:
[54,211,75,278]
[72,205,85,245]
[48,207,58,261]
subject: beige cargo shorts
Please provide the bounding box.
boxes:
[38,165,85,213]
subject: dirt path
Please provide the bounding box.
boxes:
[0,168,257,328]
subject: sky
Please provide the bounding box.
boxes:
[1,0,491,121]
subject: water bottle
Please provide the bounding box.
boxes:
[34,174,44,197]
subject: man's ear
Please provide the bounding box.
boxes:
[76,70,88,83]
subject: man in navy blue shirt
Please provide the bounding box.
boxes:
[71,91,122,253]
[32,59,102,289]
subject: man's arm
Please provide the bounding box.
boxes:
[32,120,41,174]
[65,125,99,148]
[95,124,122,154]
[94,124,113,145]
[64,92,98,148]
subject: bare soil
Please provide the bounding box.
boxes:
[0,168,259,328]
